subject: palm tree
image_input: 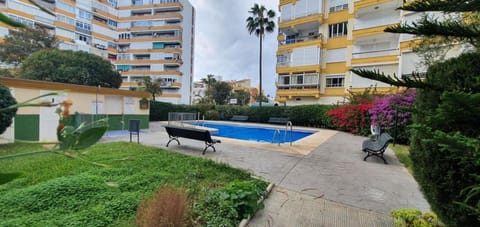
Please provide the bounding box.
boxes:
[201,74,217,90]
[139,77,162,101]
[246,3,275,107]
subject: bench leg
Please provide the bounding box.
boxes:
[203,142,216,155]
[166,136,180,147]
[363,151,388,164]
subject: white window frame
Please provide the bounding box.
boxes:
[328,22,348,38]
[326,75,345,88]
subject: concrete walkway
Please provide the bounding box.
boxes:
[102,122,430,226]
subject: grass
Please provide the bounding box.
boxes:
[0,142,265,226]
[389,144,413,174]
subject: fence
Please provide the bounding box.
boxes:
[168,112,197,126]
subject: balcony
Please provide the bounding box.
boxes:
[279,0,322,25]
[276,73,320,89]
[276,88,322,98]
[117,35,182,43]
[278,34,323,52]
[351,49,399,65]
[352,48,399,59]
[354,0,399,12]
[354,14,400,31]
[120,70,182,76]
[159,81,181,89]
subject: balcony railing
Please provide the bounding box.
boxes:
[352,48,399,59]
[279,34,322,46]
[133,0,179,5]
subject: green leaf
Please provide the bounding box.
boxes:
[73,126,108,150]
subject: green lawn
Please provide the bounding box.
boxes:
[389,144,413,174]
[0,142,266,226]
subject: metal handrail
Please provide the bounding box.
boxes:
[272,129,281,146]
[285,121,293,146]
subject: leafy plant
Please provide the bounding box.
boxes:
[0,84,16,135]
[391,208,442,227]
[217,180,267,220]
[369,89,416,143]
[193,179,268,226]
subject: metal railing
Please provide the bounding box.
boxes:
[168,112,196,126]
[279,34,322,46]
[285,121,293,146]
[352,48,399,59]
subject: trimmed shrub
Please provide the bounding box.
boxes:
[0,84,17,134]
[327,102,373,135]
[204,110,220,120]
[410,52,480,226]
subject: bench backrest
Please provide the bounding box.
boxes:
[231,115,248,121]
[376,133,394,150]
[379,133,393,144]
[166,126,213,143]
[268,117,289,124]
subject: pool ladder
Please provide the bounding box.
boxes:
[272,121,293,146]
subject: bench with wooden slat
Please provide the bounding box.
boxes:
[268,117,289,124]
[230,115,248,121]
[362,133,393,164]
[165,126,220,154]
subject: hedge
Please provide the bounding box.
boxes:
[149,102,335,128]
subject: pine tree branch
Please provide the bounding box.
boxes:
[350,69,429,89]
[400,0,480,12]
[385,17,480,46]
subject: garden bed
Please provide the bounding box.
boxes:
[0,142,267,226]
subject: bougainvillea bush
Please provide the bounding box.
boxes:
[369,89,416,143]
[327,101,373,135]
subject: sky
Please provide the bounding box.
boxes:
[189,0,279,98]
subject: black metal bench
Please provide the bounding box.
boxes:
[165,126,221,154]
[268,117,289,124]
[230,115,248,121]
[362,133,393,164]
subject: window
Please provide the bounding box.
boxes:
[329,0,348,12]
[132,21,152,27]
[108,20,117,29]
[283,76,290,85]
[328,22,348,38]
[119,33,130,39]
[152,42,164,49]
[57,14,75,25]
[326,76,345,88]
[76,21,91,32]
[76,33,91,44]
[108,0,118,8]
[78,9,92,20]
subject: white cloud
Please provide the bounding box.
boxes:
[189,0,279,97]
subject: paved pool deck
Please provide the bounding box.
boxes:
[101,121,430,226]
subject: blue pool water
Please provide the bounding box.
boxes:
[193,122,314,143]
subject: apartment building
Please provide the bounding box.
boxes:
[0,0,195,104]
[276,0,426,105]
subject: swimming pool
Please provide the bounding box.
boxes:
[193,122,314,143]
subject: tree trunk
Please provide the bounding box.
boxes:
[259,36,263,107]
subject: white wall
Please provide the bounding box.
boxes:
[350,64,397,88]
